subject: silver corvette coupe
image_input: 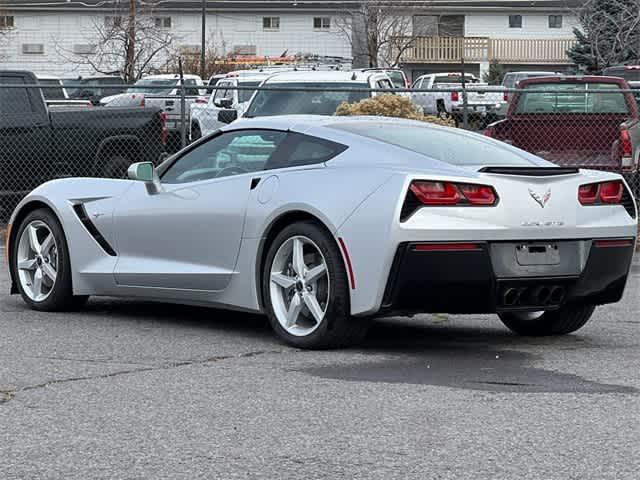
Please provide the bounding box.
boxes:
[5,116,638,348]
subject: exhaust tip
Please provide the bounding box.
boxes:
[503,288,520,306]
[535,286,552,305]
[550,286,566,304]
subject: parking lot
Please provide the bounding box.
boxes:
[1,250,638,479]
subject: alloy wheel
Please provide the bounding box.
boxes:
[16,220,58,302]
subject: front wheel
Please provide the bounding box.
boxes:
[11,208,88,311]
[262,221,367,349]
[498,304,596,336]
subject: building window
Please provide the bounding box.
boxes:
[548,15,562,28]
[508,15,522,28]
[263,17,280,30]
[73,44,96,55]
[313,17,331,30]
[0,15,15,29]
[105,16,122,28]
[22,43,44,55]
[154,16,172,29]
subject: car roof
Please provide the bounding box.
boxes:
[518,75,629,86]
[142,74,201,80]
[505,71,556,76]
[263,70,386,84]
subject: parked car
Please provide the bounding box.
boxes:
[238,70,394,121]
[497,70,557,116]
[602,65,640,103]
[410,72,499,123]
[353,68,410,89]
[37,75,93,109]
[485,76,640,179]
[102,74,205,149]
[67,75,127,105]
[5,115,637,348]
[0,70,168,221]
[190,72,274,139]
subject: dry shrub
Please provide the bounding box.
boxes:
[335,94,455,127]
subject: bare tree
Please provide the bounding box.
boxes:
[335,1,427,68]
[568,0,640,73]
[0,4,15,59]
[56,0,177,82]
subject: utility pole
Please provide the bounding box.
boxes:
[126,0,136,83]
[200,0,206,79]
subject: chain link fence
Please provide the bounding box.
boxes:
[1,80,639,222]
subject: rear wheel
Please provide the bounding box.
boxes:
[11,208,88,311]
[498,304,596,336]
[262,221,367,349]
[191,123,202,142]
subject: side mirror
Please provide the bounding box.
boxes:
[218,108,238,124]
[127,161,162,194]
[217,97,233,108]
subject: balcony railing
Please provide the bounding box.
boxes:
[400,37,576,64]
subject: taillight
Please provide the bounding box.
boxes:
[451,91,459,102]
[620,128,633,168]
[578,181,624,205]
[159,111,168,145]
[503,92,509,102]
[139,96,145,107]
[409,181,497,206]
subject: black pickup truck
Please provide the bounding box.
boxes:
[1,70,167,221]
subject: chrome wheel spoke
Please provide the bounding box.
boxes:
[32,269,44,299]
[18,259,37,271]
[286,295,303,328]
[303,292,324,324]
[28,225,41,254]
[42,263,57,283]
[40,234,55,255]
[292,238,306,276]
[271,272,296,290]
[305,264,326,284]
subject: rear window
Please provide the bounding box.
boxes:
[433,74,478,84]
[516,82,629,114]
[328,122,535,166]
[38,79,66,100]
[245,82,370,117]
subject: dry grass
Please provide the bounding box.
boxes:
[336,94,456,127]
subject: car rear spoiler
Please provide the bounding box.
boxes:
[479,166,579,176]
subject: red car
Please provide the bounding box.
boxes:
[485,76,640,178]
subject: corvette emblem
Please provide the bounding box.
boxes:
[528,188,551,208]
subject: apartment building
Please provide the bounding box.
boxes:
[0,0,580,79]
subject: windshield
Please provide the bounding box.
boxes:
[238,81,260,103]
[127,78,177,95]
[38,79,66,100]
[245,82,370,117]
[516,82,629,114]
[329,122,535,166]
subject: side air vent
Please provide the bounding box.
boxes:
[72,204,117,256]
[621,184,637,219]
[480,166,579,176]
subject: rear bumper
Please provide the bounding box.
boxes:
[381,239,635,314]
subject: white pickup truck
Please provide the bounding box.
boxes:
[102,74,205,145]
[189,72,275,139]
[410,73,501,122]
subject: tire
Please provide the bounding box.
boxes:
[262,221,367,349]
[191,123,202,142]
[10,208,88,311]
[101,155,131,179]
[498,304,596,336]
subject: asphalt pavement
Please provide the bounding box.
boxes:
[1,252,639,480]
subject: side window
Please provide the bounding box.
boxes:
[0,76,34,115]
[162,129,287,184]
[213,81,233,104]
[266,132,348,170]
[412,79,423,89]
[376,79,394,91]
